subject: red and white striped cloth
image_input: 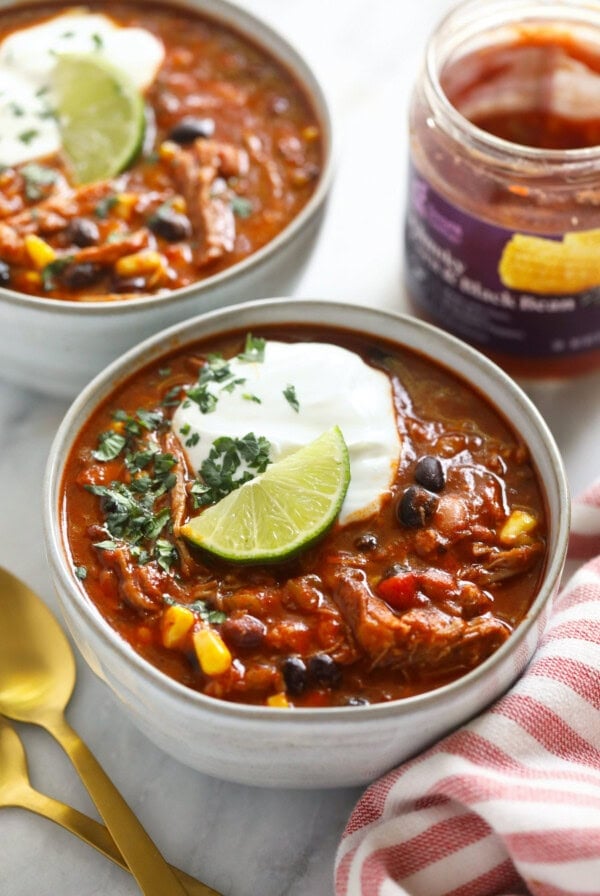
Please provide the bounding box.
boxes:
[335,482,600,896]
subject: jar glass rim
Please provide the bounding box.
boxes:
[425,0,600,170]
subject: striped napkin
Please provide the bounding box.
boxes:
[335,482,600,896]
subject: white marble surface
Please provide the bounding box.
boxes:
[1,1,600,894]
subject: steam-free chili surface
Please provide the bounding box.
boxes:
[0,2,322,301]
[61,325,548,707]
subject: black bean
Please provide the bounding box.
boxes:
[0,260,10,286]
[346,696,370,706]
[148,206,192,242]
[397,485,438,528]
[66,217,99,248]
[307,654,342,688]
[168,116,215,144]
[221,615,266,650]
[354,532,378,552]
[61,262,103,290]
[414,455,445,492]
[282,656,308,697]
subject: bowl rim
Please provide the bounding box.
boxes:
[0,0,335,317]
[43,297,571,723]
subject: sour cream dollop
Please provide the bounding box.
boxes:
[0,11,164,166]
[172,341,401,525]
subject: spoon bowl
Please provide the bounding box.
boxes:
[0,568,75,724]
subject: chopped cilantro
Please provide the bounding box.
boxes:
[230,195,253,218]
[238,333,266,363]
[154,538,178,572]
[191,432,271,506]
[283,384,300,413]
[41,255,74,291]
[242,393,261,404]
[20,163,58,201]
[186,382,218,414]
[95,195,118,218]
[162,384,183,407]
[91,32,104,50]
[18,129,39,145]
[92,429,127,461]
[185,432,200,448]
[9,102,24,117]
[179,423,191,436]
[93,539,119,551]
[163,594,226,625]
[74,565,87,580]
[158,367,172,377]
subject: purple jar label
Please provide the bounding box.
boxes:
[405,164,600,358]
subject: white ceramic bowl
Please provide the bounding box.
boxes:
[0,0,333,398]
[43,299,570,788]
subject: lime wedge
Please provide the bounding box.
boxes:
[181,426,351,563]
[51,53,145,184]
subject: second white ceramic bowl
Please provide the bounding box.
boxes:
[0,0,333,398]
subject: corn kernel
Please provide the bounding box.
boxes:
[115,250,165,278]
[23,271,42,287]
[114,192,138,220]
[24,234,57,269]
[193,628,232,676]
[159,140,178,161]
[171,195,187,214]
[267,693,290,708]
[301,124,320,142]
[162,605,195,649]
[499,509,538,545]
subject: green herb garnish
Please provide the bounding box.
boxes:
[238,333,266,363]
[92,430,127,462]
[230,195,253,218]
[191,432,271,507]
[283,384,300,413]
[18,129,39,145]
[95,195,118,218]
[40,255,74,291]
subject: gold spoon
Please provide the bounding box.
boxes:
[0,567,191,896]
[0,718,221,896]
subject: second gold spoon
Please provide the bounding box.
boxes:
[0,718,221,895]
[0,567,190,896]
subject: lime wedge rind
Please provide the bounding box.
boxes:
[181,426,350,563]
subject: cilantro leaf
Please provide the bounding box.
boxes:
[283,384,300,413]
[238,333,265,363]
[92,430,127,462]
[191,432,271,507]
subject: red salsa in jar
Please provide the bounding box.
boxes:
[405,0,600,379]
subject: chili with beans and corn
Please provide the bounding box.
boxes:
[0,2,322,301]
[61,324,548,708]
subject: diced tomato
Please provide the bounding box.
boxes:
[376,571,419,611]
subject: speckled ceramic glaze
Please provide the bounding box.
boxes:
[43,299,570,788]
[0,0,334,398]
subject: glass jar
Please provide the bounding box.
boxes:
[405,0,600,378]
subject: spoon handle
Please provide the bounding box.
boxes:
[17,786,222,896]
[43,712,191,896]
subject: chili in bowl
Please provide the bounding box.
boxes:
[43,298,569,788]
[0,0,332,396]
